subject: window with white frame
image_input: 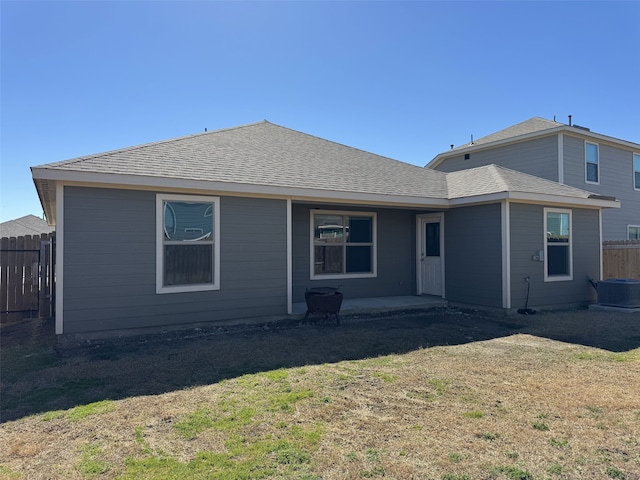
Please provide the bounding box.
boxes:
[544,208,572,281]
[628,225,640,240]
[634,153,640,190]
[585,142,599,183]
[156,194,220,293]
[311,210,376,279]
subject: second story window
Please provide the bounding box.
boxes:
[585,142,599,184]
[634,153,640,190]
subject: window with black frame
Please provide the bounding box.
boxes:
[312,212,375,277]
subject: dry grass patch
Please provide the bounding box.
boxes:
[1,309,640,479]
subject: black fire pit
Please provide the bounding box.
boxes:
[304,287,343,325]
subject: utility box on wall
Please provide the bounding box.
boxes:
[597,279,640,308]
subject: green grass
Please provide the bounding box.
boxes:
[463,410,484,419]
[77,444,111,476]
[0,465,21,478]
[372,371,397,383]
[549,438,569,448]
[428,378,452,395]
[491,465,533,479]
[122,423,323,480]
[533,421,550,431]
[42,399,115,422]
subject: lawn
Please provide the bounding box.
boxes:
[1,308,639,479]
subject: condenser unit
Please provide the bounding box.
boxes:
[597,279,640,308]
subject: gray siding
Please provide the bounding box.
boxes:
[444,204,503,308]
[63,187,287,334]
[509,203,599,308]
[291,204,414,302]
[563,135,640,240]
[434,135,559,181]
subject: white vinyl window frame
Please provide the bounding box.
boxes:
[633,153,640,191]
[156,193,220,294]
[310,209,377,280]
[585,141,599,185]
[628,225,640,240]
[544,207,573,282]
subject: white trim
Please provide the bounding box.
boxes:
[543,207,573,282]
[585,141,600,185]
[416,213,445,297]
[501,201,511,309]
[156,193,220,294]
[31,169,451,209]
[286,198,292,314]
[633,153,640,191]
[33,174,620,212]
[55,183,64,334]
[309,209,377,280]
[448,191,619,209]
[558,133,564,184]
[627,224,640,240]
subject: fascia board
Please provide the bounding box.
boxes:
[563,128,640,151]
[507,192,620,209]
[450,191,620,209]
[32,169,451,209]
[33,168,618,212]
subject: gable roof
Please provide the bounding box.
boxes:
[0,214,55,238]
[428,117,640,169]
[31,121,618,224]
[451,117,562,151]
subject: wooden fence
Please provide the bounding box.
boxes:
[0,233,55,323]
[602,240,640,280]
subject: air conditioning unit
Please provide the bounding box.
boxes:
[597,279,640,308]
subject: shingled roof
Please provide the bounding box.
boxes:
[34,121,449,199]
[0,214,55,237]
[446,164,604,200]
[450,117,562,151]
[32,121,618,224]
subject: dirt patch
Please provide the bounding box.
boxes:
[1,307,639,479]
[2,306,639,422]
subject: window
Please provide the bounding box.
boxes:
[156,194,220,293]
[311,210,376,279]
[585,142,599,183]
[544,208,572,281]
[634,153,640,190]
[629,225,640,240]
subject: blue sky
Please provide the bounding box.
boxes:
[1,1,639,223]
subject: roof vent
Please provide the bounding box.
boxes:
[572,124,590,131]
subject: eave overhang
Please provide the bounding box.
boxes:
[32,167,619,228]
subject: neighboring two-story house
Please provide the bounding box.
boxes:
[427,117,640,240]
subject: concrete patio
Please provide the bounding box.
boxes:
[292,295,447,316]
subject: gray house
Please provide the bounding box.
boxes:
[31,121,618,335]
[428,117,640,240]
